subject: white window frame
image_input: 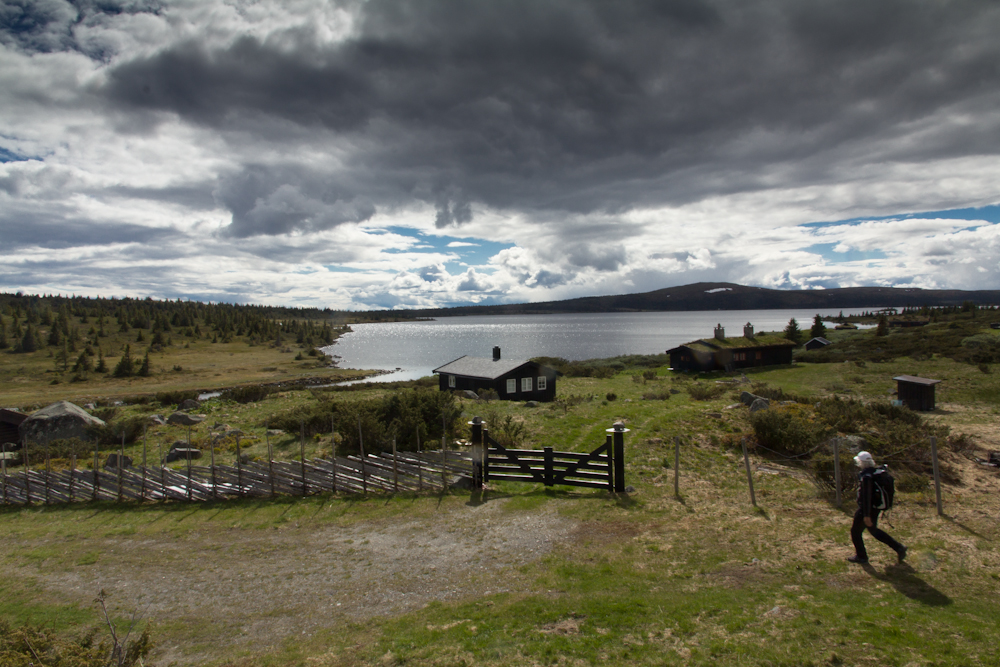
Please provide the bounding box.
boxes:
[506,378,517,394]
[537,375,547,391]
[448,374,456,388]
[522,377,532,392]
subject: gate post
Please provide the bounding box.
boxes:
[543,447,554,486]
[607,421,629,493]
[469,417,485,489]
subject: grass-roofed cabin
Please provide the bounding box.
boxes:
[667,323,796,372]
[433,347,557,402]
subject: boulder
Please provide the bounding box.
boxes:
[167,412,204,426]
[461,390,479,400]
[740,391,759,406]
[749,398,770,413]
[449,474,475,490]
[149,414,166,425]
[165,447,202,463]
[669,388,681,395]
[524,401,539,408]
[18,401,105,446]
[104,453,133,469]
[178,398,200,411]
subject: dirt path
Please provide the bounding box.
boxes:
[19,500,577,665]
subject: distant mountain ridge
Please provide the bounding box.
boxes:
[401,283,1000,317]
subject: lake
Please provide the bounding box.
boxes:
[323,308,876,383]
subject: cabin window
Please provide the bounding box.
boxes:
[735,352,746,361]
[756,352,762,360]
[448,374,456,388]
[506,378,517,394]
[537,375,547,391]
[522,377,532,392]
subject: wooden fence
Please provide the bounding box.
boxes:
[0,449,472,506]
[469,418,627,492]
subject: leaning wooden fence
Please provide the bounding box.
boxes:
[0,449,472,506]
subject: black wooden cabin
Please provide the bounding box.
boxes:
[894,375,942,411]
[434,347,557,402]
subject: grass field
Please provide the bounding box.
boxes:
[3,332,1000,665]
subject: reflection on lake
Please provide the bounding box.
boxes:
[324,308,876,383]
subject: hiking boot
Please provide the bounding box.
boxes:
[897,546,907,563]
[847,555,868,564]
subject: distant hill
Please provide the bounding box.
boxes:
[395,282,1000,317]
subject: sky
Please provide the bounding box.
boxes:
[2,0,1000,310]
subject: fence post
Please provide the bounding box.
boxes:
[45,445,51,505]
[157,440,165,501]
[331,414,338,493]
[440,414,447,492]
[186,426,193,501]
[236,433,243,496]
[92,446,98,502]
[300,420,307,496]
[141,426,147,501]
[209,435,217,500]
[469,417,484,490]
[1,442,6,505]
[930,436,943,516]
[392,438,399,492]
[416,427,422,491]
[832,438,842,508]
[24,440,31,505]
[543,447,554,486]
[358,416,367,494]
[607,421,628,493]
[481,425,489,486]
[69,453,75,502]
[674,436,680,498]
[118,431,125,502]
[741,437,757,507]
[266,428,275,499]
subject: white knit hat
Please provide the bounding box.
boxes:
[854,451,875,467]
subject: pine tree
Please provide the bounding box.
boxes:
[47,324,61,346]
[783,318,802,345]
[95,349,108,373]
[0,318,7,349]
[113,345,134,377]
[73,351,92,373]
[19,323,38,353]
[810,315,826,339]
[138,350,151,377]
[876,315,889,337]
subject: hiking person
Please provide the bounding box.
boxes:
[848,451,907,564]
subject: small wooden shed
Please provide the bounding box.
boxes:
[805,337,832,351]
[0,408,27,448]
[893,375,942,412]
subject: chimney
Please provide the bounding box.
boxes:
[744,322,754,338]
[714,324,725,341]
[493,346,501,361]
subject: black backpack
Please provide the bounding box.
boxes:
[871,465,895,511]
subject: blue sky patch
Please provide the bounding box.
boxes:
[803,204,1000,228]
[804,243,888,263]
[0,146,26,163]
[381,226,514,270]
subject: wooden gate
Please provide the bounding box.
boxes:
[472,419,627,492]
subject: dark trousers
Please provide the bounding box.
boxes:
[851,508,904,560]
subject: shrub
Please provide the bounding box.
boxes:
[605,392,617,402]
[156,390,199,406]
[749,404,830,457]
[642,390,671,400]
[687,382,725,401]
[222,385,275,404]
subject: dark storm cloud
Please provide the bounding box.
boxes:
[82,0,1000,235]
[0,209,176,249]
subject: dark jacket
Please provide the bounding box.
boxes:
[856,467,877,518]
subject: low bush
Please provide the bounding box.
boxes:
[642,390,671,400]
[155,389,199,406]
[687,382,726,401]
[222,385,275,404]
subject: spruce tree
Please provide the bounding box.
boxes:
[138,350,151,377]
[96,349,108,373]
[20,323,38,353]
[783,318,802,345]
[810,315,826,339]
[0,318,7,349]
[113,345,133,377]
[876,315,889,337]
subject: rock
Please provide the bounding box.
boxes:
[524,401,539,408]
[18,401,106,446]
[449,474,475,490]
[178,398,200,411]
[749,398,770,413]
[237,453,250,465]
[740,391,759,406]
[267,429,284,437]
[83,403,96,410]
[724,403,742,410]
[669,388,681,395]
[149,414,166,425]
[167,411,204,426]
[211,422,231,431]
[461,390,479,400]
[165,447,202,463]
[104,453,133,469]
[706,412,722,419]
[624,485,636,494]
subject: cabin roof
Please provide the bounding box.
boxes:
[807,337,832,345]
[893,375,942,386]
[433,355,539,380]
[668,333,796,354]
